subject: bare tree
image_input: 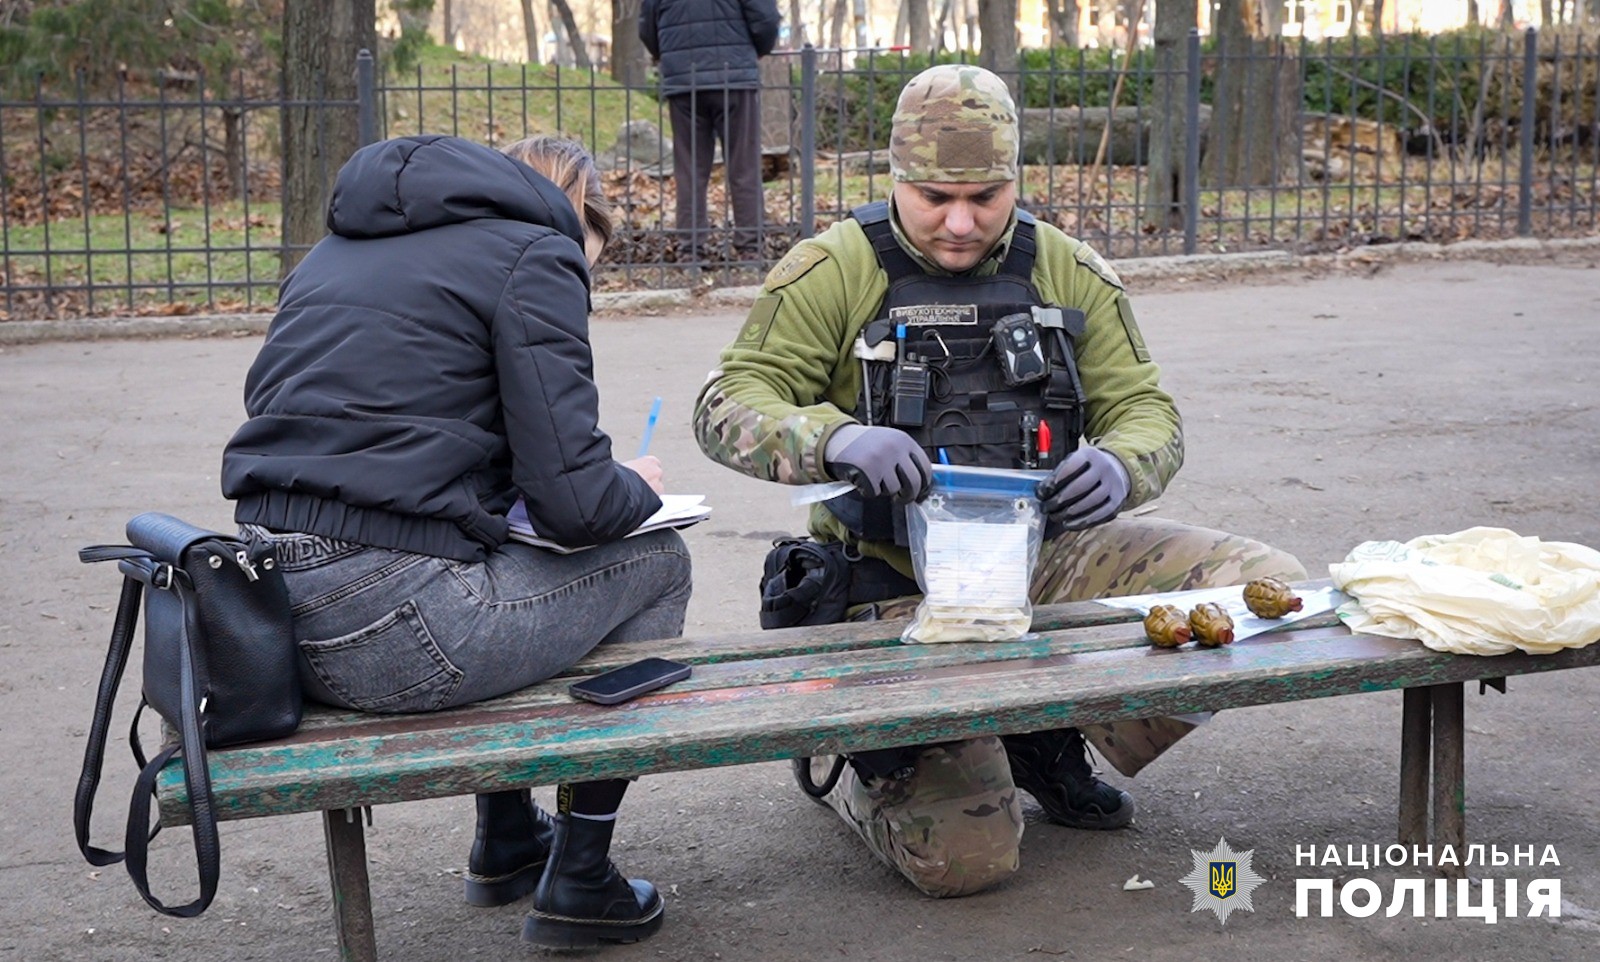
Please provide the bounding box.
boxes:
[788,0,806,46]
[1203,0,1299,188]
[443,0,456,47]
[1144,0,1196,228]
[977,0,1019,91]
[906,0,931,52]
[281,0,375,277]
[1467,0,1480,27]
[550,0,592,68]
[611,0,647,84]
[1373,0,1386,33]
[520,0,542,63]
[1046,0,1080,47]
[1497,0,1515,26]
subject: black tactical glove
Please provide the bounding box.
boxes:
[1036,445,1130,531]
[823,424,933,504]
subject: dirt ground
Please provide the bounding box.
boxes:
[3,256,1598,962]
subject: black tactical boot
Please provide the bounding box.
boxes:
[463,789,555,907]
[1002,728,1135,829]
[521,814,664,948]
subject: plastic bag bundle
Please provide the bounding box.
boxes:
[1329,526,1600,656]
[903,465,1047,643]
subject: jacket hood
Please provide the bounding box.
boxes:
[326,135,585,245]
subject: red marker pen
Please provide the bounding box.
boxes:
[1037,419,1053,468]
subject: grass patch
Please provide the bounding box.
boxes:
[2,200,283,316]
[377,44,660,155]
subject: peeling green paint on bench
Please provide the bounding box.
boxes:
[157,605,1600,825]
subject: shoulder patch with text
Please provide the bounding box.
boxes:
[764,245,830,292]
[1074,244,1125,290]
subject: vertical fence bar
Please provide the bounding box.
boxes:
[357,49,376,147]
[198,69,216,309]
[74,68,93,313]
[34,73,55,316]
[0,89,14,316]
[800,44,817,239]
[1518,27,1536,237]
[1183,29,1200,256]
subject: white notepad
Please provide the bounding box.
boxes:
[507,494,710,554]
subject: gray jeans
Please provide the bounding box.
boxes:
[245,526,693,714]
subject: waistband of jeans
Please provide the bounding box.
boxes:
[239,524,369,568]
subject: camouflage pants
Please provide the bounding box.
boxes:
[817,515,1304,897]
[804,737,1023,899]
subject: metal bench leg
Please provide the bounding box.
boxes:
[323,807,378,962]
[1398,686,1431,847]
[1429,683,1466,878]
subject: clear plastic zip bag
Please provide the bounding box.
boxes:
[902,465,1048,643]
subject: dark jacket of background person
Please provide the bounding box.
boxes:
[222,135,661,563]
[640,0,781,96]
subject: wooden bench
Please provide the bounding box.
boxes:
[154,580,1600,961]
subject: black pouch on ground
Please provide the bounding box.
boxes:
[74,512,301,917]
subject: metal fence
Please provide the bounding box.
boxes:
[2,29,1597,320]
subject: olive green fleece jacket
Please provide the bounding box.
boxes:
[693,207,1184,570]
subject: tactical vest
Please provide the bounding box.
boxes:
[827,201,1087,544]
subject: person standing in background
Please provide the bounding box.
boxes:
[640,0,781,256]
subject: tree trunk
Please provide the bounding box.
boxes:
[1373,0,1386,33]
[1264,0,1286,35]
[223,106,247,203]
[789,0,807,46]
[611,0,647,85]
[977,0,1019,95]
[908,0,932,52]
[828,0,846,49]
[1497,0,1515,26]
[933,0,953,52]
[550,0,592,68]
[1539,0,1552,27]
[1467,0,1480,27]
[1143,0,1195,229]
[520,0,542,63]
[280,0,375,278]
[1047,0,1081,48]
[851,0,869,48]
[1203,0,1299,188]
[443,0,456,47]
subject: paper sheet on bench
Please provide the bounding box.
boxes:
[1096,585,1348,642]
[507,495,710,554]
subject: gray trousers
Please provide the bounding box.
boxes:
[667,88,764,248]
[247,525,692,713]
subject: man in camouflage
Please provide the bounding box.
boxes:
[694,64,1304,898]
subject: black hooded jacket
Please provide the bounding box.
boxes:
[222,135,661,562]
[640,0,780,96]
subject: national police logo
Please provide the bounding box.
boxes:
[1179,837,1265,924]
[1208,860,1236,900]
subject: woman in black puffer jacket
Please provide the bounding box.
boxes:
[222,134,688,949]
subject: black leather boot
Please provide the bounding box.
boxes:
[463,789,554,907]
[521,814,664,948]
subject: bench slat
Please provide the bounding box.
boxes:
[159,623,1600,825]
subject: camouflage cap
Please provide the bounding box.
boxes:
[889,64,1018,184]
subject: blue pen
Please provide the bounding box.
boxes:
[938,448,950,465]
[638,396,663,458]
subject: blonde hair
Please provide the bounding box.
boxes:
[500,136,615,252]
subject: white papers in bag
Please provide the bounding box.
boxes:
[921,520,1031,608]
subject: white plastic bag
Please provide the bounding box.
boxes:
[1329,527,1600,655]
[902,465,1047,643]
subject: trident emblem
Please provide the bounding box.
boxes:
[1208,861,1236,899]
